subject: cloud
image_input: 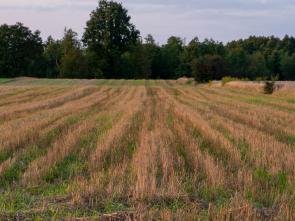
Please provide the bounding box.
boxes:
[1,0,292,11]
[0,0,96,10]
[0,0,294,43]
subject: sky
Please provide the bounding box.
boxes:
[0,0,294,44]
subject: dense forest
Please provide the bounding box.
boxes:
[0,0,295,81]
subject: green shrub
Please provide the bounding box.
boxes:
[264,81,275,94]
[240,77,250,81]
[271,74,279,81]
[255,76,267,82]
[221,76,237,86]
[186,79,194,85]
[263,74,279,94]
[208,80,213,87]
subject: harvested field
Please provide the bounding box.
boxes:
[0,78,295,220]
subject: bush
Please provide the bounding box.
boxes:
[192,55,226,83]
[270,74,279,82]
[264,81,276,94]
[221,76,237,86]
[255,76,267,82]
[263,75,279,94]
[186,79,194,85]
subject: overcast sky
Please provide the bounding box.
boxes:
[0,0,294,44]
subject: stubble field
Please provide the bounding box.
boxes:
[0,78,294,220]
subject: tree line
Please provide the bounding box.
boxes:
[0,0,295,81]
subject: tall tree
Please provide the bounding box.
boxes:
[0,23,43,77]
[269,51,281,76]
[59,28,90,78]
[160,36,184,79]
[83,0,139,78]
[43,36,62,78]
[120,41,151,79]
[226,47,249,78]
[180,37,200,77]
[248,52,270,78]
[143,34,161,79]
[281,53,295,80]
[192,55,226,82]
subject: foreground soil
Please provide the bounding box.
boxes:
[0,78,294,220]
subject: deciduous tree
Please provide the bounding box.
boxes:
[83,0,139,78]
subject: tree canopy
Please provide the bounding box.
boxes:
[0,23,43,78]
[83,0,139,78]
[0,1,295,81]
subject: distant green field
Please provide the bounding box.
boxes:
[0,78,13,84]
